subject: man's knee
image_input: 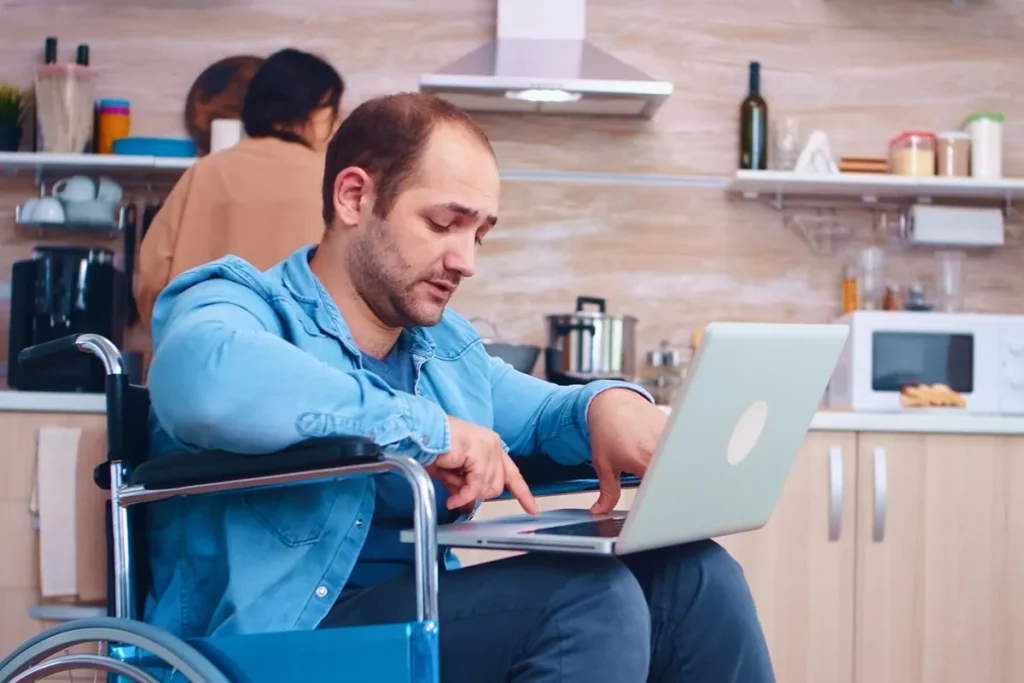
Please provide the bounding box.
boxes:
[665,540,762,629]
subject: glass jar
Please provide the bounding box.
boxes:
[935,131,971,177]
[641,340,687,407]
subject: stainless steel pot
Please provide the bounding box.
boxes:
[544,296,637,384]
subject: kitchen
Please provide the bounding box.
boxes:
[1,0,1024,681]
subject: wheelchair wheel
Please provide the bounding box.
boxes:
[0,617,231,683]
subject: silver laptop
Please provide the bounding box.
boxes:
[401,321,849,556]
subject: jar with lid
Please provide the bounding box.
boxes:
[641,339,687,406]
[935,131,971,177]
[96,98,131,154]
[962,112,1003,179]
[889,131,936,177]
[904,284,933,312]
[882,284,901,311]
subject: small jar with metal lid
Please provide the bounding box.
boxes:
[642,339,687,406]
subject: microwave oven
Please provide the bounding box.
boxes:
[826,311,1024,414]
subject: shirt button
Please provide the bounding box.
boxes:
[316,586,328,598]
[355,518,364,528]
[422,436,430,445]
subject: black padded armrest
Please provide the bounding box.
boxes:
[125,436,381,491]
[513,455,641,498]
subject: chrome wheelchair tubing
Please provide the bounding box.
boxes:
[74,333,126,375]
[113,456,439,624]
[110,462,134,620]
[384,454,439,624]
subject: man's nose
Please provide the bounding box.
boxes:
[444,234,477,278]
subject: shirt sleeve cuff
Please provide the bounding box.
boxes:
[577,380,655,449]
[391,393,451,464]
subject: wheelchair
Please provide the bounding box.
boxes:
[0,333,635,682]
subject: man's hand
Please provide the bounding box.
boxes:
[427,416,540,515]
[588,389,668,515]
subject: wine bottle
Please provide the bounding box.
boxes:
[739,61,768,170]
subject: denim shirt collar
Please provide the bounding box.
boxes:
[281,246,436,362]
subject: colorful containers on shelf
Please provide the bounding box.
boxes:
[95,98,130,154]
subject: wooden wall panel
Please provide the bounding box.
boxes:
[0,0,1020,364]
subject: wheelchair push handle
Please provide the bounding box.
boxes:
[18,333,126,376]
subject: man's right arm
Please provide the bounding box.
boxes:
[147,278,450,463]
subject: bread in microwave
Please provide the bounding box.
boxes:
[899,383,966,409]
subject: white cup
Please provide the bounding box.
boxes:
[20,197,65,224]
[210,118,244,153]
[52,175,97,202]
[63,199,117,226]
[96,177,123,205]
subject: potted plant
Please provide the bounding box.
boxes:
[0,84,27,152]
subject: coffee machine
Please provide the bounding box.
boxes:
[7,246,125,392]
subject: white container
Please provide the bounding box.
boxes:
[962,112,1003,179]
[210,118,244,153]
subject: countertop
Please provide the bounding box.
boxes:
[2,390,1024,435]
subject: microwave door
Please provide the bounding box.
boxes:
[872,331,975,393]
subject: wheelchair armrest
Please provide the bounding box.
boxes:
[116,436,381,491]
[513,455,641,498]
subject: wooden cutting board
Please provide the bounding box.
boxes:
[184,54,265,156]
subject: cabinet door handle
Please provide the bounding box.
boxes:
[828,446,843,542]
[872,447,888,542]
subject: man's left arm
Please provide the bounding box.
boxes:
[488,355,652,466]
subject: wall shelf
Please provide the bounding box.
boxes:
[0,152,736,188]
[726,170,1024,206]
[726,170,1024,256]
[0,151,195,175]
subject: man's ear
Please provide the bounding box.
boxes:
[332,167,374,228]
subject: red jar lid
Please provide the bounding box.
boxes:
[890,130,936,147]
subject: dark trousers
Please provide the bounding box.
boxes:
[319,540,775,683]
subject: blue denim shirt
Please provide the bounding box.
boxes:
[143,245,641,638]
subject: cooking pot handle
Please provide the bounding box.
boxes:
[554,322,596,337]
[575,296,606,313]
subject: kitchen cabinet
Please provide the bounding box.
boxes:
[716,431,856,683]
[461,430,1024,683]
[854,433,1024,683]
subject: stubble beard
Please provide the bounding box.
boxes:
[348,218,445,329]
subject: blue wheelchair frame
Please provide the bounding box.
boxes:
[0,333,636,683]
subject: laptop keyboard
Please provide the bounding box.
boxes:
[526,517,626,538]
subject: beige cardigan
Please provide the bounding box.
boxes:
[135,136,327,329]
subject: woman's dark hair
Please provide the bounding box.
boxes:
[241,48,344,147]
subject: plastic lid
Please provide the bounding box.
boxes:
[937,130,971,140]
[890,130,936,146]
[962,112,1004,126]
[98,98,131,108]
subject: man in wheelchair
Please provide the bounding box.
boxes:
[142,92,775,682]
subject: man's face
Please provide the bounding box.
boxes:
[347,124,500,327]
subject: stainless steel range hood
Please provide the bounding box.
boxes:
[418,0,673,119]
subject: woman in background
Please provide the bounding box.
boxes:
[135,47,344,329]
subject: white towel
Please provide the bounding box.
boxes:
[36,426,82,599]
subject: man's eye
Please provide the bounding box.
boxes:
[427,219,449,232]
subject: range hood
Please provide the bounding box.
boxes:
[418,0,673,119]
